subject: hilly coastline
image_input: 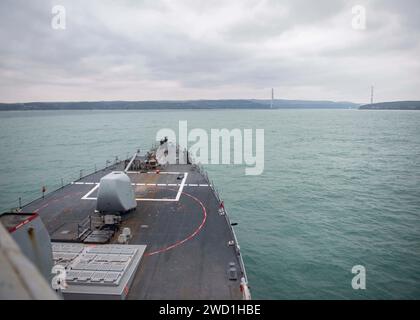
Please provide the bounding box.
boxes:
[0,99,358,111]
[359,101,420,110]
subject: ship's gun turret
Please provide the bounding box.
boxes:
[96,171,137,215]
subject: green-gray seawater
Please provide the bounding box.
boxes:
[0,109,419,299]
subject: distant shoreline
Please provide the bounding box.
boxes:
[0,99,358,111]
[2,100,419,111]
[359,101,420,110]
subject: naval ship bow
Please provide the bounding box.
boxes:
[0,139,251,300]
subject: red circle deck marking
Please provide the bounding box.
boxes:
[32,186,206,256]
[7,213,39,233]
[144,190,207,257]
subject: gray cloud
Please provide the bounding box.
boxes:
[0,0,419,103]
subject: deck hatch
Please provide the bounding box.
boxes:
[52,243,146,299]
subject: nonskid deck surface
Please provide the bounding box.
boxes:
[22,162,244,299]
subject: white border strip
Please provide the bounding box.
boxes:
[175,172,188,201]
[81,184,100,200]
[80,172,190,202]
[125,171,184,175]
[124,152,138,172]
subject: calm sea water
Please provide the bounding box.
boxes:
[0,109,419,299]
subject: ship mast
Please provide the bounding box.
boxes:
[271,88,274,109]
[370,85,374,104]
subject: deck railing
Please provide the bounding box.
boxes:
[192,160,251,299]
[1,151,136,213]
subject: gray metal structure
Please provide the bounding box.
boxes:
[0,222,58,300]
[0,213,53,282]
[96,172,137,214]
[53,243,146,299]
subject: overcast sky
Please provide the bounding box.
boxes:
[0,0,419,103]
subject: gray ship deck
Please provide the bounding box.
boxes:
[21,160,247,300]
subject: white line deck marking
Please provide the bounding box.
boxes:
[124,152,137,172]
[80,172,192,202]
[145,171,183,175]
[72,182,100,185]
[81,184,100,200]
[75,182,210,187]
[75,181,209,188]
[175,172,188,201]
[126,171,183,175]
